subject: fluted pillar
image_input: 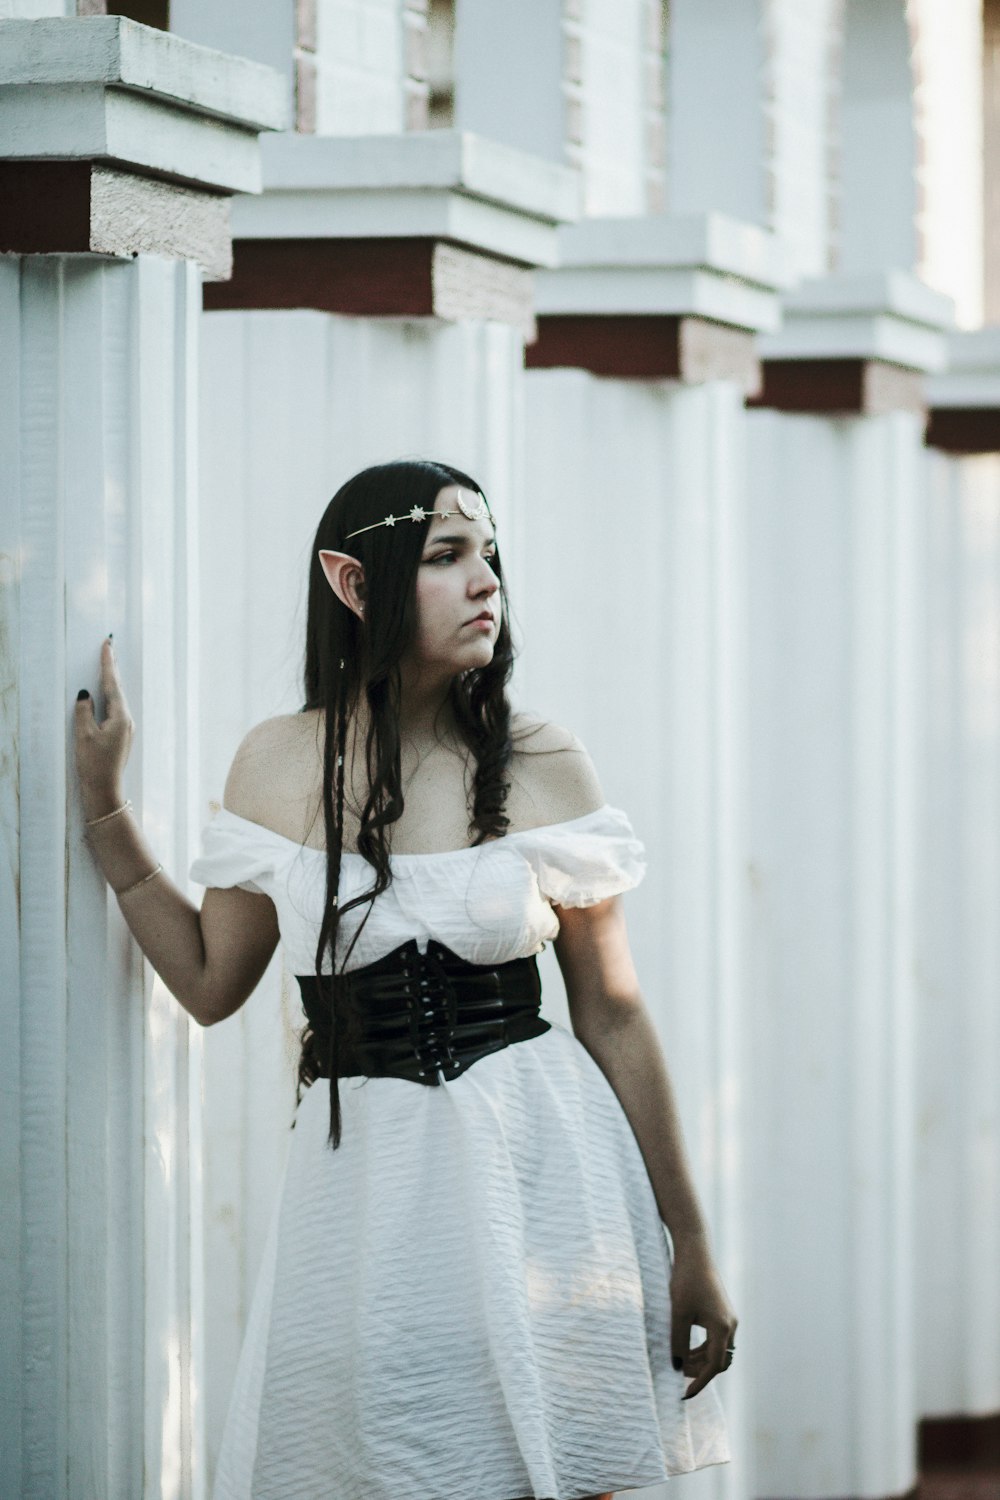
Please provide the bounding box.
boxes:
[743,407,927,1499]
[0,18,285,1498]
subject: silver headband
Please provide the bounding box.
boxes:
[344,486,495,540]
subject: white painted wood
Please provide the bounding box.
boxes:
[758,270,955,370]
[0,253,203,1500]
[667,0,769,228]
[452,0,567,164]
[313,0,405,135]
[0,0,71,14]
[168,0,296,106]
[454,0,653,217]
[534,265,783,332]
[765,0,841,280]
[519,371,752,1500]
[230,128,580,267]
[780,267,957,324]
[252,127,580,222]
[0,16,289,130]
[916,449,1000,1423]
[533,210,788,333]
[742,408,925,1499]
[0,82,273,195]
[839,0,919,275]
[927,328,1000,408]
[909,0,984,327]
[547,210,792,284]
[232,184,571,268]
[0,21,283,1497]
[0,16,288,197]
[574,0,647,215]
[0,256,24,1500]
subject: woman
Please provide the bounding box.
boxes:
[75,458,737,1500]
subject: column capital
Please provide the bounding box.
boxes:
[0,16,289,278]
[207,128,581,338]
[526,210,790,392]
[750,270,956,417]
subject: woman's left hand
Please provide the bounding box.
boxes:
[668,1236,739,1400]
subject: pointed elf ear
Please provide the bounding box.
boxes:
[318,549,366,618]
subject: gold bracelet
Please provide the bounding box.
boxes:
[85,799,133,826]
[116,864,164,897]
[83,799,162,894]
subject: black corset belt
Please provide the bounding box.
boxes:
[295,937,551,1087]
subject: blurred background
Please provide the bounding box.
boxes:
[1,2,998,1497]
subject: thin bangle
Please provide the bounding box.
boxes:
[85,798,133,827]
[116,864,164,897]
[83,799,163,895]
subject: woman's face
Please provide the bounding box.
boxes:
[407,484,501,676]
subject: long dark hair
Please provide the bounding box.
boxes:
[298,458,517,1148]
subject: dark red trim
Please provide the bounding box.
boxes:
[925,407,1000,453]
[0,162,94,254]
[525,314,684,378]
[919,1410,1000,1470]
[746,357,869,413]
[202,237,441,316]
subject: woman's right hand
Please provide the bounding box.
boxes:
[74,638,135,817]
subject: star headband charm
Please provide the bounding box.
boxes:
[344,487,494,540]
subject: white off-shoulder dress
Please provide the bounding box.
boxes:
[189,804,731,1500]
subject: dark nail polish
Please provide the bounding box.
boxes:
[672,1357,682,1371]
[77,689,89,701]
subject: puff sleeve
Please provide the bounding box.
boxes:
[188,808,277,897]
[521,805,647,908]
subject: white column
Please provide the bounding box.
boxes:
[520,370,751,1500]
[765,0,841,281]
[907,0,983,326]
[667,0,770,227]
[839,0,920,275]
[743,407,925,1499]
[0,0,73,13]
[0,17,285,1498]
[916,447,1000,1423]
[168,0,295,95]
[919,348,1000,1432]
[454,0,650,215]
[452,0,567,162]
[0,251,202,1500]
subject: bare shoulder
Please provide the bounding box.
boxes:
[508,709,605,826]
[223,712,320,830]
